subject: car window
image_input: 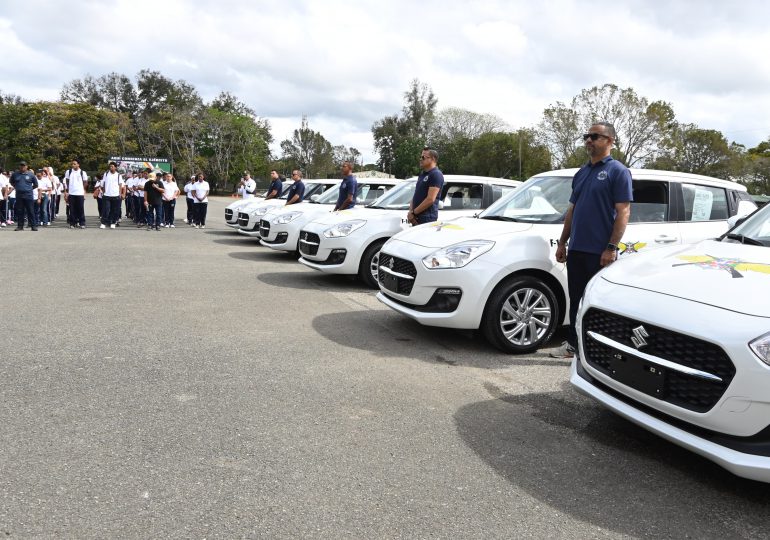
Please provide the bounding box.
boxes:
[441,183,483,210]
[480,176,571,223]
[629,180,668,223]
[357,183,390,204]
[682,183,728,221]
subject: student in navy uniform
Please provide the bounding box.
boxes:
[144,173,165,231]
[553,121,632,358]
[9,161,39,231]
[408,147,444,225]
[333,161,357,211]
[285,170,305,205]
[265,170,283,200]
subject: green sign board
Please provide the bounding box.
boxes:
[109,156,172,174]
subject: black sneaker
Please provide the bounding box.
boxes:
[14,227,23,231]
[155,227,160,231]
[31,227,38,231]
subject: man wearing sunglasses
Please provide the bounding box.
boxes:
[552,121,632,358]
[407,147,444,225]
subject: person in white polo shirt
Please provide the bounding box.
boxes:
[64,159,88,228]
[100,161,125,229]
[192,173,210,228]
[161,172,180,227]
[183,176,195,224]
[237,171,256,199]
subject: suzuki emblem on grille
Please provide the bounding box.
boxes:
[387,258,394,269]
[631,325,649,349]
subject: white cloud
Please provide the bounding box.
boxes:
[1,0,770,164]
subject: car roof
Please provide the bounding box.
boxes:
[405,174,522,186]
[533,168,748,191]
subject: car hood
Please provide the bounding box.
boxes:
[227,198,260,210]
[390,217,533,248]
[600,239,770,317]
[269,203,334,218]
[308,207,402,227]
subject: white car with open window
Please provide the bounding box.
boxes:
[259,179,401,254]
[236,180,339,238]
[376,169,756,353]
[572,202,770,482]
[297,176,522,288]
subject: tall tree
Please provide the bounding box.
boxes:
[280,116,335,178]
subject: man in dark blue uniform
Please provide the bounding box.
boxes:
[265,170,283,200]
[285,170,305,206]
[9,161,39,231]
[553,121,633,358]
[333,161,358,211]
[407,147,444,225]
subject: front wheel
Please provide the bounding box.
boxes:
[481,276,559,354]
[358,239,387,289]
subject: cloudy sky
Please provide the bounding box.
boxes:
[2,0,770,163]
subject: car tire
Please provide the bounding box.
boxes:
[358,239,387,289]
[482,275,559,354]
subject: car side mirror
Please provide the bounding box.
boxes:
[310,194,320,202]
[727,215,748,230]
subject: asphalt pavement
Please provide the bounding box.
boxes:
[1,197,768,539]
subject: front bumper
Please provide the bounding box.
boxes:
[571,359,770,483]
[259,220,300,251]
[297,228,367,275]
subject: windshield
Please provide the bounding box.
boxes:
[725,204,770,247]
[480,176,571,223]
[367,180,416,210]
[313,184,341,204]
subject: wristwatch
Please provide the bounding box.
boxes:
[606,243,619,252]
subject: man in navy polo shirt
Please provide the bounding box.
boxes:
[285,170,305,205]
[553,121,632,358]
[333,161,357,211]
[9,161,39,231]
[408,147,444,225]
[265,170,284,200]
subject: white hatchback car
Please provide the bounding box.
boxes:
[236,180,340,238]
[298,176,522,288]
[259,179,401,254]
[376,169,756,353]
[572,202,770,482]
[225,181,291,228]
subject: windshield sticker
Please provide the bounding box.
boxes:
[429,222,464,231]
[619,241,647,254]
[673,255,770,278]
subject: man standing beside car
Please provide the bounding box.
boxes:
[265,170,283,200]
[9,161,38,231]
[553,121,632,358]
[407,147,444,225]
[333,161,357,211]
[285,170,305,206]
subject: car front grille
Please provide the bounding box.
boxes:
[225,208,233,221]
[237,212,249,227]
[378,253,417,296]
[299,231,320,256]
[582,308,736,413]
[259,220,270,238]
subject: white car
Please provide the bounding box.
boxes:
[236,180,339,238]
[376,169,757,353]
[259,179,401,254]
[571,202,770,482]
[298,176,522,288]
[225,181,291,228]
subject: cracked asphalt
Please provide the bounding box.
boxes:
[1,197,768,539]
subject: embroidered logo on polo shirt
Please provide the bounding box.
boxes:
[597,171,608,181]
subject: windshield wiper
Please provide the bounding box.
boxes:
[366,204,384,209]
[480,215,519,222]
[724,233,765,246]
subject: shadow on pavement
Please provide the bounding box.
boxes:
[454,383,770,538]
[229,251,300,263]
[257,271,369,292]
[205,230,238,236]
[214,238,260,246]
[311,309,571,369]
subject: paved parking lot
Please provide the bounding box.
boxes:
[2,197,769,538]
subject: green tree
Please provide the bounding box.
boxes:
[280,116,335,178]
[466,130,551,179]
[649,123,732,178]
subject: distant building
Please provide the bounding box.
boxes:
[354,170,397,179]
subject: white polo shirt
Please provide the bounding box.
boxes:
[102,171,124,197]
[184,183,194,199]
[38,177,53,195]
[65,168,88,196]
[0,174,8,201]
[162,181,179,201]
[242,178,256,199]
[193,181,210,203]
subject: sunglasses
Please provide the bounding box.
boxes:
[582,133,610,141]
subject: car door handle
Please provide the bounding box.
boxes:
[654,235,678,243]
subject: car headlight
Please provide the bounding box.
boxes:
[323,219,367,238]
[251,206,270,217]
[422,240,495,269]
[750,332,770,367]
[274,211,302,224]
